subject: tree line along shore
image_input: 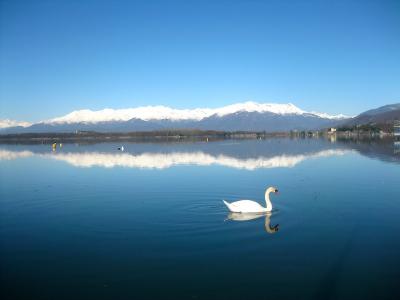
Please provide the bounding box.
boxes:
[0,125,397,144]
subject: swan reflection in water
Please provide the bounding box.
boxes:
[226,212,279,234]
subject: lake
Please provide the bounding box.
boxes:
[1,138,399,300]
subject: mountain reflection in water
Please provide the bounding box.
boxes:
[0,148,350,170]
[0,138,398,169]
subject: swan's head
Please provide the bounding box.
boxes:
[266,186,279,194]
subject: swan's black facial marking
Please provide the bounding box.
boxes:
[275,189,279,193]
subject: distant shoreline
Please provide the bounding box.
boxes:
[0,129,396,144]
[0,130,285,144]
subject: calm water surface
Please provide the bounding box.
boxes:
[1,138,399,299]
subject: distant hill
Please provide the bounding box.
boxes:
[342,103,400,130]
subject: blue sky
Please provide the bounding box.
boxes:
[1,0,399,122]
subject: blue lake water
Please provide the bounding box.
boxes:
[1,138,399,299]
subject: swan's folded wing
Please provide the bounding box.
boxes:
[229,200,264,213]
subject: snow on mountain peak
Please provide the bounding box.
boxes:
[48,106,215,123]
[42,101,348,124]
[310,111,351,120]
[212,101,305,117]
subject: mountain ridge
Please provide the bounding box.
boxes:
[1,102,398,133]
[1,101,348,128]
[344,103,400,127]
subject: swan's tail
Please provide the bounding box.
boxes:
[223,200,232,211]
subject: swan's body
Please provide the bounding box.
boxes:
[223,200,268,213]
[223,187,278,213]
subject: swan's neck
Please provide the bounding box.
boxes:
[264,191,273,212]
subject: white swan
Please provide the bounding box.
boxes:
[223,187,278,213]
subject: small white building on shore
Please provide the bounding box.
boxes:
[394,121,400,137]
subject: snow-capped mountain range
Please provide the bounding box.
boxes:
[46,102,348,124]
[1,101,352,133]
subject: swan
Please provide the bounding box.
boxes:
[223,187,278,213]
